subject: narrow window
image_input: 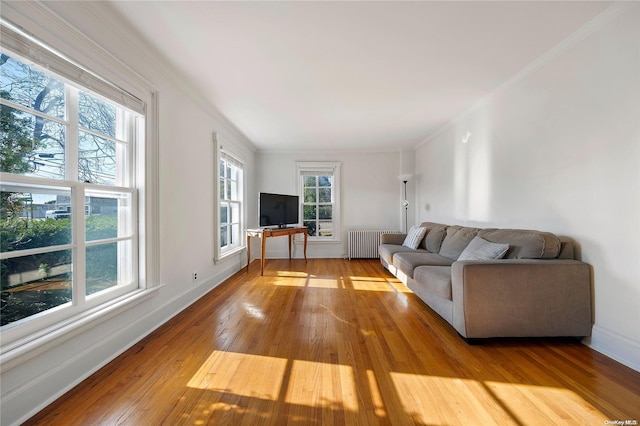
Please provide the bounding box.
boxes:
[218,150,243,256]
[296,162,341,241]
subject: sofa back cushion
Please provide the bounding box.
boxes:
[477,228,561,259]
[438,226,480,260]
[418,222,448,252]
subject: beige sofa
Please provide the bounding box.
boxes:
[379,222,592,341]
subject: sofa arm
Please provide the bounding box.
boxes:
[451,259,592,338]
[380,233,407,245]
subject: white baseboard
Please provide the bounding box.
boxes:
[586,324,640,372]
[1,260,241,426]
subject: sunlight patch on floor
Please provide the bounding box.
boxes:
[389,372,609,425]
[485,381,608,424]
[273,277,310,287]
[187,351,287,400]
[275,270,309,278]
[390,372,501,424]
[285,359,359,412]
[349,276,412,293]
[307,277,341,288]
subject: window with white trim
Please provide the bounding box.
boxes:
[0,22,148,341]
[218,149,244,256]
[297,161,341,241]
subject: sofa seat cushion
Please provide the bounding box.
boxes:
[393,252,453,279]
[378,244,425,266]
[477,228,561,259]
[413,266,453,301]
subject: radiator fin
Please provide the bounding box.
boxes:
[348,230,398,260]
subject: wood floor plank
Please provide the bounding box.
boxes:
[24,259,640,425]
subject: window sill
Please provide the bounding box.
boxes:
[0,286,161,373]
[216,245,246,263]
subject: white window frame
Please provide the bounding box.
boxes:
[296,161,341,242]
[0,15,159,367]
[214,133,245,261]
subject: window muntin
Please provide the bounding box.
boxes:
[219,151,243,255]
[0,45,141,333]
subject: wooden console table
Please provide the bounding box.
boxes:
[246,227,308,276]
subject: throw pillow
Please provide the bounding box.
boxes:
[402,226,428,250]
[458,236,509,261]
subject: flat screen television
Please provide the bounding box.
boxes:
[259,192,299,228]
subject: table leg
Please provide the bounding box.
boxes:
[261,234,267,276]
[288,234,292,259]
[246,234,251,273]
[303,231,307,263]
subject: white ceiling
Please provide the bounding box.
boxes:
[106,1,612,152]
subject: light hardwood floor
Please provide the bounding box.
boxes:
[25,259,640,425]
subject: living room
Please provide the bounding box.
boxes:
[1,1,639,424]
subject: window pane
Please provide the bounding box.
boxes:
[303,204,316,220]
[230,223,240,245]
[318,176,332,187]
[318,188,331,203]
[230,202,240,223]
[86,240,132,296]
[85,191,129,241]
[1,105,66,179]
[304,176,316,187]
[1,187,72,253]
[220,204,228,225]
[0,55,65,119]
[220,178,225,200]
[1,249,72,326]
[79,91,117,138]
[318,205,332,220]
[319,221,333,237]
[79,131,116,185]
[303,220,316,237]
[304,188,316,203]
[220,226,228,247]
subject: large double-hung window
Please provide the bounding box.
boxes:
[0,21,151,343]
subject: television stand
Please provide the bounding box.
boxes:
[246,227,308,276]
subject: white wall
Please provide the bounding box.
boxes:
[256,151,401,258]
[414,3,640,371]
[0,3,256,425]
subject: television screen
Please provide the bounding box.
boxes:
[259,193,299,227]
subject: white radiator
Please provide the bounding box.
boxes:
[348,230,398,260]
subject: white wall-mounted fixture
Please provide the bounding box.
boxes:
[462,131,472,144]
